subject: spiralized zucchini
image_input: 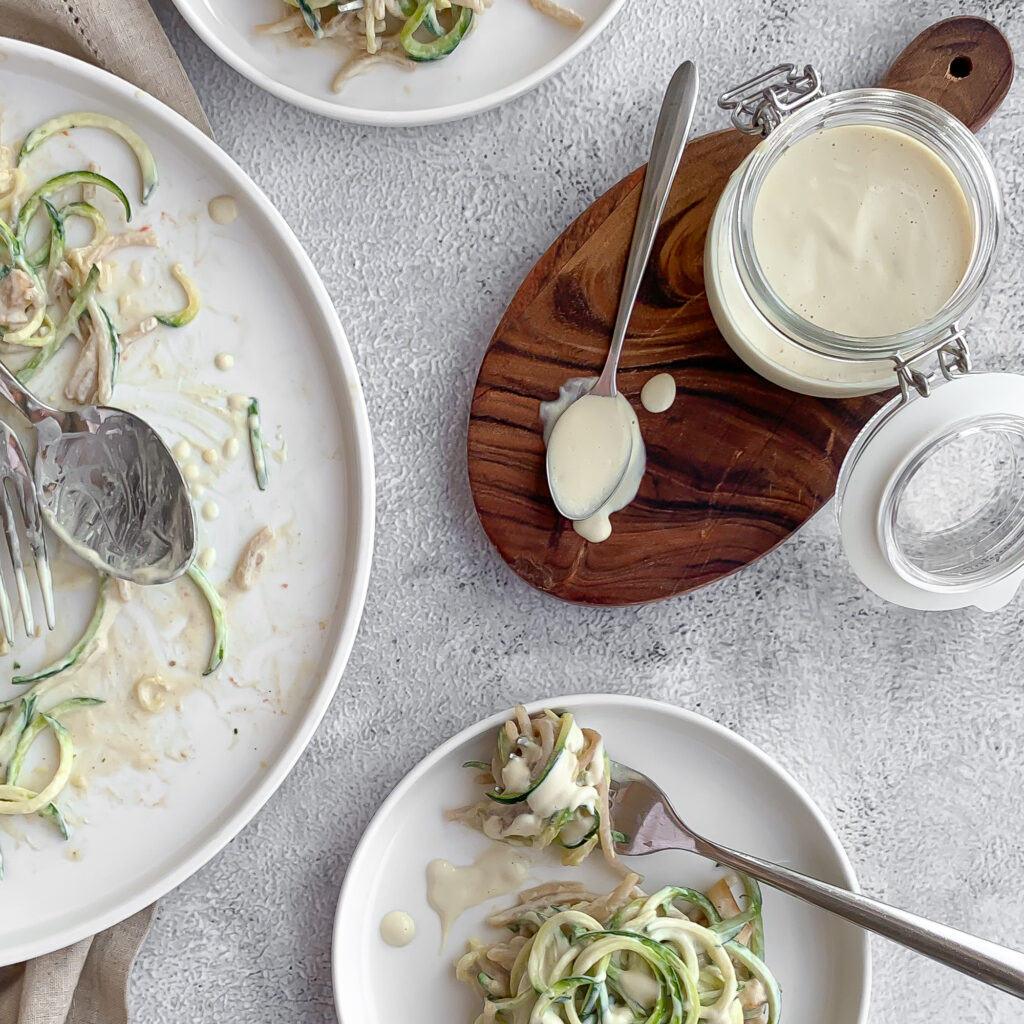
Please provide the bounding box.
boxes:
[450,706,622,874]
[456,873,780,1024]
[0,111,200,405]
[256,0,585,92]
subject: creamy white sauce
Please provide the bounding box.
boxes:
[379,910,415,947]
[223,437,240,460]
[753,124,973,337]
[228,393,249,412]
[172,440,191,461]
[640,373,676,414]
[184,463,201,484]
[541,379,646,543]
[501,755,532,793]
[617,968,660,1006]
[201,501,219,521]
[545,392,633,520]
[207,195,238,226]
[198,547,216,571]
[214,352,234,371]
[490,722,600,841]
[426,844,530,949]
[134,674,170,713]
[202,447,219,466]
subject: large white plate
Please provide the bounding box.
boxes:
[170,0,625,126]
[0,39,373,963]
[333,694,871,1024]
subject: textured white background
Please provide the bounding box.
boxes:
[141,0,1024,1020]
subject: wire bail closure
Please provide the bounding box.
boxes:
[718,64,824,136]
[893,327,972,401]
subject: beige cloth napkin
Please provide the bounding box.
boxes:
[0,907,155,1024]
[0,0,211,136]
[0,2,211,1021]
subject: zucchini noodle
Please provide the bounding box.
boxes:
[257,0,585,91]
[0,112,199,405]
[0,113,266,881]
[456,874,780,1024]
[450,706,624,876]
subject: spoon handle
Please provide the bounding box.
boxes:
[0,360,57,424]
[594,60,699,397]
[694,832,1024,999]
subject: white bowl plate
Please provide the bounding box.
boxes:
[333,694,871,1024]
[170,0,625,125]
[0,39,373,963]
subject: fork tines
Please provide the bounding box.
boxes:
[0,422,55,644]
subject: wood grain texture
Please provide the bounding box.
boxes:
[467,18,1014,605]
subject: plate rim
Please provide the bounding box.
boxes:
[0,36,376,965]
[168,0,627,127]
[331,692,873,1023]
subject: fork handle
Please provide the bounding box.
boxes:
[695,834,1024,999]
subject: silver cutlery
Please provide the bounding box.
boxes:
[546,60,699,520]
[0,420,54,643]
[0,363,196,586]
[609,758,1024,999]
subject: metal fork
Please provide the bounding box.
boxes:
[0,421,54,644]
[608,759,1024,999]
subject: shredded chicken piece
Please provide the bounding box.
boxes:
[0,269,42,327]
[528,0,583,26]
[120,316,158,348]
[580,871,643,923]
[233,526,276,590]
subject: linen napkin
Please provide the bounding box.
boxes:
[0,1,211,1020]
[0,907,155,1024]
[0,0,212,136]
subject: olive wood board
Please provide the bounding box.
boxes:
[467,16,1014,605]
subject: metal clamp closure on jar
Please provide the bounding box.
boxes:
[708,65,1024,611]
[712,64,1000,403]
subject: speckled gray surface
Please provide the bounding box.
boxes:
[133,1,1024,1021]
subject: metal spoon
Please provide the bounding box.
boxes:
[546,60,699,521]
[0,363,196,584]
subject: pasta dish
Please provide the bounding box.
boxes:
[457,872,780,1024]
[258,0,585,91]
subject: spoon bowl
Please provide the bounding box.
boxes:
[34,407,196,583]
[0,362,197,584]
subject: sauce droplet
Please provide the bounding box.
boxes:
[202,501,220,521]
[640,373,676,414]
[379,910,416,947]
[215,352,234,371]
[208,195,238,225]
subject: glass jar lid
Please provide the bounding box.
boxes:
[837,373,1024,610]
[730,88,1002,364]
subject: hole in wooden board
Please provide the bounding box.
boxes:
[948,55,973,79]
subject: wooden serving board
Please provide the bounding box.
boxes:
[467,17,1014,605]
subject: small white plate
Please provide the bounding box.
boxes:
[332,694,871,1024]
[170,0,625,126]
[0,39,373,962]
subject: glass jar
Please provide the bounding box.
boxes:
[705,65,1024,611]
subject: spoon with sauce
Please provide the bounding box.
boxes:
[0,362,196,584]
[545,60,700,521]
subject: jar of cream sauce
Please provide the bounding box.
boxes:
[705,65,1024,612]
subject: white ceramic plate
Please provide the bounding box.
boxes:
[0,39,373,963]
[170,0,625,126]
[333,694,871,1024]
